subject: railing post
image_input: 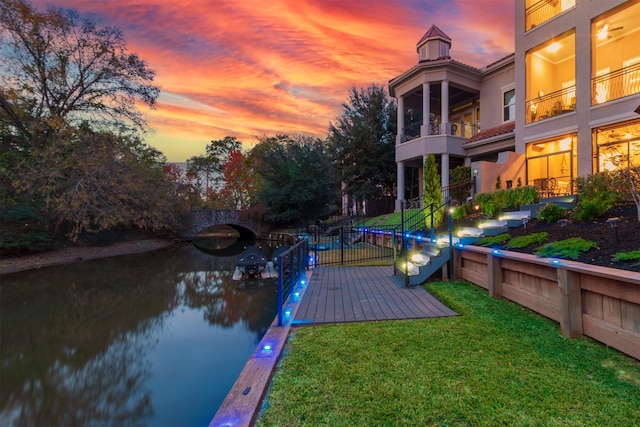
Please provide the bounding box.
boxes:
[448,202,453,280]
[277,255,284,326]
[430,203,435,243]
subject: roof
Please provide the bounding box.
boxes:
[465,121,515,143]
[417,25,451,47]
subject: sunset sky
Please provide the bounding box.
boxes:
[31,0,514,162]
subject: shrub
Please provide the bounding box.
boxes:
[537,203,567,223]
[477,233,511,247]
[571,198,612,222]
[506,232,548,249]
[612,250,640,263]
[507,186,538,208]
[571,172,622,222]
[536,237,598,260]
[451,205,467,220]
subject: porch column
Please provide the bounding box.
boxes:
[421,82,430,136]
[396,96,405,144]
[441,80,449,134]
[441,153,450,194]
[396,161,405,211]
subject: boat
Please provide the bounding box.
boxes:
[271,245,291,264]
[234,245,267,278]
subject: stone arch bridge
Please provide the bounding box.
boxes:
[181,209,267,239]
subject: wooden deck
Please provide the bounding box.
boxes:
[294,266,457,325]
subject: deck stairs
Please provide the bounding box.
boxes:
[393,194,578,287]
[395,240,451,286]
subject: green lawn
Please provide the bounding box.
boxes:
[256,281,640,426]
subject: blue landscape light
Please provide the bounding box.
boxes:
[492,249,501,255]
[284,308,292,317]
[551,259,562,265]
[262,344,273,354]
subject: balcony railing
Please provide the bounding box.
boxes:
[526,86,576,124]
[525,0,575,31]
[591,63,640,106]
[402,118,479,141]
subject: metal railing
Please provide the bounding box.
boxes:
[403,118,479,140]
[442,176,475,204]
[525,0,572,31]
[526,86,576,124]
[276,238,309,326]
[396,199,454,285]
[305,221,398,268]
[591,63,640,105]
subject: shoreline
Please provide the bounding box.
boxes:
[0,239,178,275]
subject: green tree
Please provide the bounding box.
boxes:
[186,136,243,205]
[249,135,338,226]
[13,126,179,241]
[327,84,397,205]
[423,154,444,227]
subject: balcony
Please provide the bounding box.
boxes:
[525,0,575,31]
[526,86,576,124]
[591,63,640,106]
[403,118,479,141]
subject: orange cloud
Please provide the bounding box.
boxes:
[29,0,514,161]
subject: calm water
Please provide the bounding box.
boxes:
[0,242,278,427]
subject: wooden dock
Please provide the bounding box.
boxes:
[294,266,457,324]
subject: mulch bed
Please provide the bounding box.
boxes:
[454,202,640,273]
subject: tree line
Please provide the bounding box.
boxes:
[1,0,397,253]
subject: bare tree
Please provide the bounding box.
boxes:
[0,0,159,139]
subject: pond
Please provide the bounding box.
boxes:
[0,241,279,426]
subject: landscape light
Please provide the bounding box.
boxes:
[262,344,272,353]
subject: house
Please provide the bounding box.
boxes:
[389,0,640,210]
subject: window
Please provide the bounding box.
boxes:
[503,89,515,122]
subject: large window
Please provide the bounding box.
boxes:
[525,30,575,124]
[592,2,640,105]
[594,121,640,173]
[526,135,576,196]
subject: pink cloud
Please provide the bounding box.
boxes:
[28,0,514,161]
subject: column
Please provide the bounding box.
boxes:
[441,80,449,134]
[396,161,405,211]
[396,96,404,145]
[441,153,449,193]
[421,82,430,136]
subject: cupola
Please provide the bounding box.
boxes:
[416,24,451,61]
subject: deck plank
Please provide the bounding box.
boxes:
[293,266,457,325]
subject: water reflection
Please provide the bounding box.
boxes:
[0,243,277,426]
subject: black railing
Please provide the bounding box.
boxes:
[591,63,640,105]
[442,176,475,205]
[276,238,309,326]
[396,199,453,285]
[526,86,576,124]
[306,221,398,268]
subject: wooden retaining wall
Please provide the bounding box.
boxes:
[454,246,640,360]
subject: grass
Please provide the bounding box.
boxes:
[505,231,548,249]
[257,281,640,426]
[536,237,598,260]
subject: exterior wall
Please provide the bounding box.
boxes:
[471,151,526,194]
[454,245,640,361]
[478,61,516,129]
